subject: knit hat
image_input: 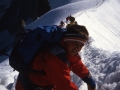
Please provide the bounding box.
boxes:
[63,25,89,45]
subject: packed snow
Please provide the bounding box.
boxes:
[0,0,120,90]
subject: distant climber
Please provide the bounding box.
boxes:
[59,20,65,28]
[66,15,78,28]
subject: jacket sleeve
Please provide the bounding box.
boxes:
[44,51,79,90]
[68,54,96,90]
[68,54,89,78]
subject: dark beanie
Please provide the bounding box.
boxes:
[63,25,89,44]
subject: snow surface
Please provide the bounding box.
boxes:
[0,0,120,90]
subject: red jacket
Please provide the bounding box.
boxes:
[16,44,89,90]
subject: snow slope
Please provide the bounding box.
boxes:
[24,0,102,30]
[0,0,120,90]
[77,0,120,52]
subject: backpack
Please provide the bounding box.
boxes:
[9,25,66,73]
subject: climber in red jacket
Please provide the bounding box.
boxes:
[15,25,96,90]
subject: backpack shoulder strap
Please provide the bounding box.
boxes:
[49,44,70,67]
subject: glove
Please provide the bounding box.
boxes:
[82,72,96,90]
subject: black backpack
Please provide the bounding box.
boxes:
[9,25,66,72]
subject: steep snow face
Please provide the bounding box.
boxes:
[48,0,105,9]
[48,0,84,9]
[76,0,120,52]
[25,0,102,30]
